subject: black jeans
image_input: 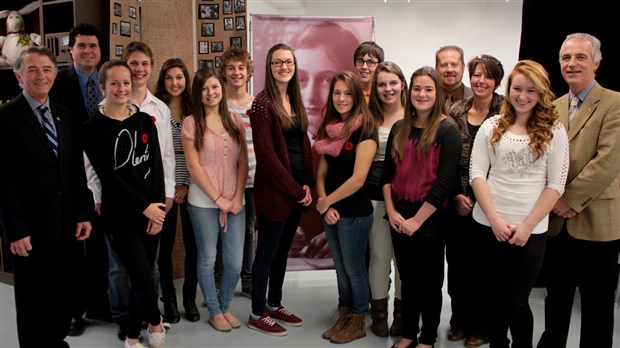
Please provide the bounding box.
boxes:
[251,206,302,316]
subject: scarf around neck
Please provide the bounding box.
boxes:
[313,114,363,157]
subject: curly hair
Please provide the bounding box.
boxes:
[490,60,558,161]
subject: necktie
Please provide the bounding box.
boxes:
[86,77,98,118]
[568,96,579,129]
[39,106,58,156]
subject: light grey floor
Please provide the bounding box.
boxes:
[1,269,618,348]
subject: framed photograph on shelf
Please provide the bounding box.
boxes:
[112,22,117,35]
[223,0,232,15]
[199,4,219,19]
[129,6,137,19]
[114,2,121,17]
[120,21,131,37]
[199,60,214,69]
[201,23,214,37]
[215,56,222,68]
[198,41,209,55]
[211,41,224,53]
[224,18,233,31]
[115,45,123,57]
[235,16,246,30]
[234,0,245,13]
[230,36,242,48]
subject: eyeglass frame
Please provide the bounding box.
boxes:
[271,59,296,68]
[355,58,379,68]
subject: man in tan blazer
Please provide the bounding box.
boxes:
[538,33,620,348]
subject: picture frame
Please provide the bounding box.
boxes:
[115,45,123,57]
[223,0,232,15]
[199,60,214,69]
[120,21,131,37]
[199,4,219,19]
[112,22,117,35]
[134,24,140,33]
[230,36,242,48]
[199,41,209,55]
[113,2,121,17]
[128,6,137,19]
[223,17,233,31]
[211,41,224,53]
[235,16,246,30]
[201,23,214,37]
[215,56,222,68]
[234,0,245,13]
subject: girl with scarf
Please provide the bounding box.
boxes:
[314,71,377,344]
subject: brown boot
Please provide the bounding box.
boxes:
[370,297,389,337]
[322,307,351,339]
[330,312,366,344]
[389,297,402,336]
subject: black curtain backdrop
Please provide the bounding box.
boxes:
[518,0,619,97]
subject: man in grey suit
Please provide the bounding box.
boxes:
[538,33,620,348]
[0,47,93,347]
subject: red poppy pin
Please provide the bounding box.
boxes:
[150,115,157,123]
[344,141,353,151]
[246,109,251,116]
[142,134,148,143]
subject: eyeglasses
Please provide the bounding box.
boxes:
[355,59,378,68]
[271,59,295,68]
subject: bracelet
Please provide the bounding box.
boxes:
[214,194,222,203]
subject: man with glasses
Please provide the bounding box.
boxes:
[353,41,384,103]
[435,45,472,110]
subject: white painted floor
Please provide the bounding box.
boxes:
[1,269,618,348]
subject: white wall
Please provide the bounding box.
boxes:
[247,0,523,92]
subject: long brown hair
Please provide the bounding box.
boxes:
[368,61,407,124]
[491,60,557,161]
[155,58,193,116]
[262,43,308,130]
[190,68,242,151]
[316,71,376,140]
[391,66,446,161]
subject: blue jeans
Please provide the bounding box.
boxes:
[324,214,373,314]
[188,204,245,316]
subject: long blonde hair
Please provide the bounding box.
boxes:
[391,66,446,161]
[490,60,557,161]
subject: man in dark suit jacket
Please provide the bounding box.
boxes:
[49,23,110,336]
[0,47,93,347]
[538,33,620,348]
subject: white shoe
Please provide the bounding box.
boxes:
[147,329,165,348]
[124,339,146,348]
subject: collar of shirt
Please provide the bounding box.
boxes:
[570,80,596,108]
[74,65,100,104]
[23,90,51,124]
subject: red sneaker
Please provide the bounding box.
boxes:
[248,312,287,336]
[268,305,303,327]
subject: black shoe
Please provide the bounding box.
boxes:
[183,300,201,322]
[241,287,252,299]
[68,317,85,337]
[161,295,180,324]
[115,316,128,341]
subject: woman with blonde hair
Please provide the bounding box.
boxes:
[469,60,568,347]
[366,61,407,337]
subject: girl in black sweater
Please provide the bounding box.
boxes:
[83,60,166,348]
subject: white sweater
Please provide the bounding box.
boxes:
[469,115,569,234]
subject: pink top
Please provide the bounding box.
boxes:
[181,112,245,208]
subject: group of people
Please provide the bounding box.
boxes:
[0,21,618,348]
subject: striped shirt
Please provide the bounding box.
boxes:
[170,115,191,187]
[228,99,255,188]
